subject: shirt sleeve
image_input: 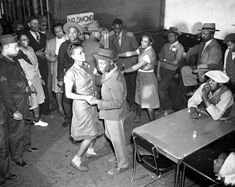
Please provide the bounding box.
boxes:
[64,69,74,86]
[175,45,184,63]
[223,49,229,73]
[206,91,234,120]
[142,54,151,64]
[187,84,205,109]
[136,48,140,55]
[57,43,66,82]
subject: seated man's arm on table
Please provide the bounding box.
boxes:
[188,84,205,118]
[204,91,234,120]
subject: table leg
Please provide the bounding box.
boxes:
[180,164,186,187]
[174,163,180,187]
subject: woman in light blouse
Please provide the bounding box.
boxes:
[17,32,48,127]
[118,33,159,121]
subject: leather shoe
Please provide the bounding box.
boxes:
[107,166,129,175]
[70,161,89,172]
[15,160,28,167]
[27,147,38,153]
[6,173,17,180]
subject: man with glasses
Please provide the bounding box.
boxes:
[109,18,139,112]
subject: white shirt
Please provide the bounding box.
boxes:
[136,46,151,64]
[30,30,40,41]
[223,48,235,73]
[118,31,123,46]
[187,83,234,120]
[55,36,66,55]
[201,39,213,55]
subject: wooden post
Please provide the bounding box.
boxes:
[46,0,50,30]
[32,0,38,16]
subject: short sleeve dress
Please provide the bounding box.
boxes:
[64,62,103,141]
[135,46,159,109]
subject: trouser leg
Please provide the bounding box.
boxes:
[124,72,137,109]
[0,124,10,185]
[105,119,129,168]
[8,118,25,162]
[158,67,176,110]
[63,93,72,123]
[181,66,198,87]
[23,120,32,151]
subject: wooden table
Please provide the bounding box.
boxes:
[132,108,235,187]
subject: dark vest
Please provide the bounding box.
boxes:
[209,85,233,119]
[225,51,235,83]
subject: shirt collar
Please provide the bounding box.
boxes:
[171,41,179,46]
[104,65,117,81]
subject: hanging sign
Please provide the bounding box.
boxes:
[67,12,94,27]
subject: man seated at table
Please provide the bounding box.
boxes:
[188,70,234,120]
[213,152,235,186]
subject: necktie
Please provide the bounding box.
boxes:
[35,32,40,42]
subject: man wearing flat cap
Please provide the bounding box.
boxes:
[0,34,32,184]
[223,33,235,95]
[157,26,184,115]
[188,70,234,120]
[57,21,83,128]
[181,23,223,96]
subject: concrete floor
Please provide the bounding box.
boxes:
[2,106,209,187]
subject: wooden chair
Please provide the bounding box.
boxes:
[132,133,175,187]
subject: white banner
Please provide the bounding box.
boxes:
[67,12,94,27]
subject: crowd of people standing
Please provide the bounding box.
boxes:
[0,15,235,186]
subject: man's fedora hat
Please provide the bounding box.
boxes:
[63,22,83,34]
[205,70,229,83]
[165,26,182,36]
[223,33,235,44]
[0,34,17,45]
[93,48,116,62]
[84,21,103,33]
[198,23,220,32]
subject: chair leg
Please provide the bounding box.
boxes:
[139,172,161,187]
[131,145,137,183]
[180,164,186,187]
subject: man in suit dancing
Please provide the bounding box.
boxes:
[109,18,139,112]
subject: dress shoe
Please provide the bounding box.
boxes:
[62,121,70,128]
[5,173,17,180]
[27,147,39,153]
[15,160,28,167]
[107,166,129,175]
[34,120,48,127]
[70,161,89,172]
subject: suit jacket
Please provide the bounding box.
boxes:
[109,30,139,69]
[98,66,127,120]
[82,37,102,70]
[187,39,223,70]
[26,30,48,79]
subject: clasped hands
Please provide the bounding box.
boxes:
[85,95,99,105]
[189,107,201,119]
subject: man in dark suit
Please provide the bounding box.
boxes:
[109,18,139,111]
[181,23,223,96]
[26,15,50,115]
[0,34,30,171]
